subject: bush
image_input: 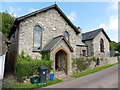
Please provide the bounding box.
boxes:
[72,57,96,72]
[40,52,50,60]
[16,51,53,82]
[115,53,120,56]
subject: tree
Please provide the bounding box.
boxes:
[110,41,118,51]
[117,42,120,52]
[0,11,15,36]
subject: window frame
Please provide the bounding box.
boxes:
[33,25,42,51]
[64,31,69,41]
[100,38,104,53]
[82,50,86,57]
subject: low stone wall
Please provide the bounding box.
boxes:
[117,56,120,62]
[72,56,118,74]
[100,57,118,66]
[72,57,96,74]
[89,57,118,69]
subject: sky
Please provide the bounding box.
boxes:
[1,1,119,42]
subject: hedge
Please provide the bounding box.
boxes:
[16,51,53,82]
[115,53,120,56]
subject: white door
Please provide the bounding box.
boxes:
[0,54,6,79]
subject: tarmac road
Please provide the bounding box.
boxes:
[45,64,119,88]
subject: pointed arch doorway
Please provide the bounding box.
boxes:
[55,49,68,75]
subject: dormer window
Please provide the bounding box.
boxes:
[64,31,69,41]
[33,25,42,50]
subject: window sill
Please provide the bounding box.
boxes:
[100,52,105,53]
[32,49,42,52]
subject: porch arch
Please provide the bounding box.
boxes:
[53,47,70,75]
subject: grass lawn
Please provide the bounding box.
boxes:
[13,78,63,89]
[71,62,120,78]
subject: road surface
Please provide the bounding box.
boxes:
[45,64,119,88]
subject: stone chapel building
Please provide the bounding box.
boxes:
[7,4,111,75]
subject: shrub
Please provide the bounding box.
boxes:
[72,57,96,72]
[40,52,50,60]
[17,51,32,63]
[115,53,120,56]
[16,51,53,82]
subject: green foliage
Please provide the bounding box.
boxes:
[71,62,119,78]
[110,41,118,51]
[72,57,96,72]
[0,12,15,36]
[114,53,120,56]
[117,42,120,52]
[17,51,32,63]
[110,41,120,52]
[16,51,53,82]
[40,52,50,60]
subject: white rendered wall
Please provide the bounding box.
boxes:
[0,54,5,79]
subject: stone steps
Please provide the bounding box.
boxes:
[54,71,75,81]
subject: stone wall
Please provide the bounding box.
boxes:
[18,8,77,59]
[89,56,118,70]
[84,40,93,56]
[99,57,118,66]
[87,57,118,70]
[76,46,87,58]
[72,56,118,74]
[117,56,120,62]
[93,31,110,58]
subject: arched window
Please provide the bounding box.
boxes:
[64,31,69,41]
[100,38,104,53]
[33,25,42,50]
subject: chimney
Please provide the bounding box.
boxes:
[78,27,82,33]
[77,27,82,39]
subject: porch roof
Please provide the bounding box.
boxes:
[43,35,74,52]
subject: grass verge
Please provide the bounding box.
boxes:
[71,62,120,78]
[13,78,63,89]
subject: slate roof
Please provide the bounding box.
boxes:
[43,35,73,52]
[8,4,80,38]
[82,28,111,42]
[0,31,9,56]
[76,35,87,46]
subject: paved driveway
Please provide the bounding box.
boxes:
[44,64,119,88]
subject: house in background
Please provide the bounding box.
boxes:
[0,31,9,79]
[82,28,111,58]
[7,4,111,75]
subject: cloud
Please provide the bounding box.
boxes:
[110,1,118,11]
[99,0,118,31]
[29,8,37,12]
[98,14,118,42]
[8,6,16,17]
[8,6,21,17]
[9,6,16,13]
[67,11,77,21]
[98,1,118,42]
[10,13,17,17]
[107,1,118,12]
[99,15,118,31]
